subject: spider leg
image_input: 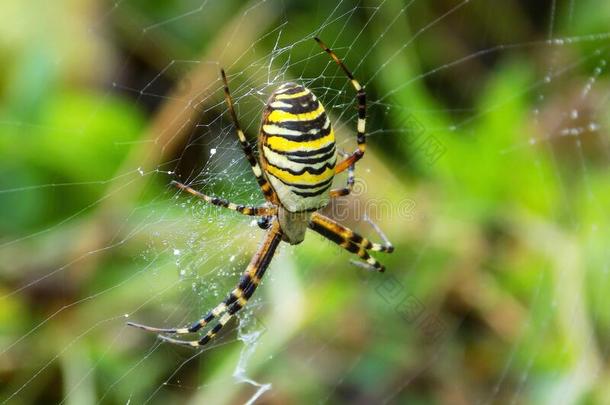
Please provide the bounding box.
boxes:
[171,181,276,216]
[220,69,276,202]
[329,150,355,198]
[129,188,276,334]
[133,218,283,348]
[308,211,393,272]
[314,37,366,174]
[127,297,232,335]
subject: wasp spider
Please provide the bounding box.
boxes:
[128,38,393,347]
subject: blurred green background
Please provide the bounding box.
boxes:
[1,0,610,404]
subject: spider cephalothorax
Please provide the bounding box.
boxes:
[128,38,393,348]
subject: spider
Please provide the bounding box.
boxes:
[127,38,393,347]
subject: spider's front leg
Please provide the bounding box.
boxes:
[128,219,283,348]
[315,37,367,173]
[171,181,276,216]
[220,69,277,202]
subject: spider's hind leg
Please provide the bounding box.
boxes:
[329,151,355,198]
[128,219,283,348]
[127,249,267,336]
[127,298,232,335]
[131,183,276,335]
[308,211,393,272]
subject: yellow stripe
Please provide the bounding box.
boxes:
[265,130,334,153]
[274,89,310,100]
[268,104,325,123]
[266,164,334,185]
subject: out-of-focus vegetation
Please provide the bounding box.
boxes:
[1,0,610,404]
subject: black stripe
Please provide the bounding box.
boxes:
[237,273,252,291]
[188,313,214,332]
[268,172,334,190]
[292,184,332,197]
[271,98,320,115]
[269,111,328,133]
[350,233,364,245]
[264,142,336,157]
[345,242,361,255]
[228,302,242,315]
[267,160,335,176]
[288,148,336,165]
[257,176,271,190]
[357,90,366,119]
[263,123,331,142]
[272,92,317,106]
[275,84,304,95]
[288,176,333,190]
[211,197,228,207]
[309,221,343,245]
[210,323,223,334]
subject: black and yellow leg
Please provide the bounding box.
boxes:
[329,151,355,198]
[153,219,283,348]
[308,212,393,272]
[171,181,277,216]
[220,69,277,202]
[127,299,230,335]
[127,264,258,335]
[314,38,366,174]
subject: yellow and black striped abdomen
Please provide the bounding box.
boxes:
[259,83,336,213]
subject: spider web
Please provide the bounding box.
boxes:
[1,0,610,403]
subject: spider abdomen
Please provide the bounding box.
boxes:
[259,83,336,213]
